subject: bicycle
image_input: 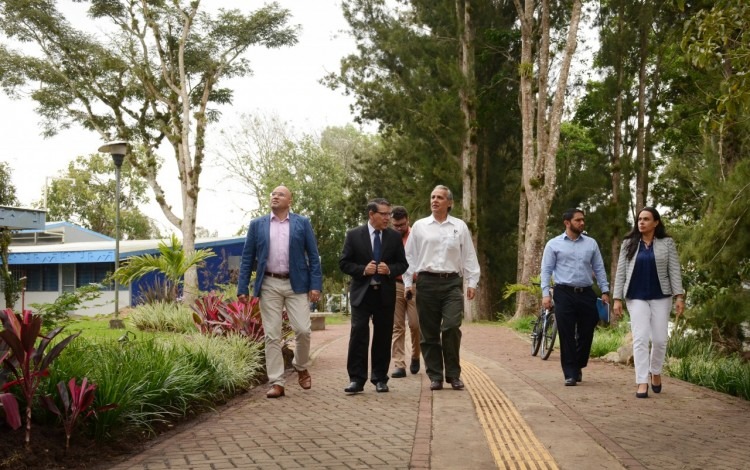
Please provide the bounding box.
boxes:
[530,292,558,360]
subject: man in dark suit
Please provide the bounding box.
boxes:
[339,198,408,394]
[237,185,323,399]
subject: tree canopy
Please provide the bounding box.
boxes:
[0,0,299,300]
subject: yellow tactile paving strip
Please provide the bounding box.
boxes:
[462,360,559,470]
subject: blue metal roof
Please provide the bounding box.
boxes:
[9,237,244,265]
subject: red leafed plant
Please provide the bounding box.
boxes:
[41,377,117,451]
[191,293,292,342]
[191,292,228,334]
[0,346,21,430]
[0,308,80,447]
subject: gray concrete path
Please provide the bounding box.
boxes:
[107,321,750,470]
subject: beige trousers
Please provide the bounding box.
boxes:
[259,276,311,386]
[391,281,420,369]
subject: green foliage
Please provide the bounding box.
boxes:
[502,276,542,300]
[590,325,625,358]
[43,334,263,440]
[43,154,158,239]
[112,234,216,301]
[667,326,714,360]
[31,284,103,329]
[222,117,373,279]
[0,162,20,309]
[327,0,522,317]
[683,0,750,123]
[0,162,19,206]
[128,302,196,334]
[667,354,750,401]
[0,1,299,298]
[504,314,536,334]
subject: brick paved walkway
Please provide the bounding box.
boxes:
[107,321,750,470]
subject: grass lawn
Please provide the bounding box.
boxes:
[65,315,161,342]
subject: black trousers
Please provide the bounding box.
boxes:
[553,286,599,380]
[347,286,395,385]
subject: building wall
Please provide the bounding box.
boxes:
[0,291,132,317]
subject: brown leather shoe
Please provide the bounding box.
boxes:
[298,369,312,389]
[266,385,285,398]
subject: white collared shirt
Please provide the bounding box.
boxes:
[403,214,480,288]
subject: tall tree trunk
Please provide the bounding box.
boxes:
[457,0,479,321]
[513,0,583,318]
[634,1,651,210]
[609,0,626,286]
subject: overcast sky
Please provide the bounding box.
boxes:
[0,0,359,237]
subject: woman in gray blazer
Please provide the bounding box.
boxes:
[612,207,685,398]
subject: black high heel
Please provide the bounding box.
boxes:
[636,384,649,399]
[650,373,662,394]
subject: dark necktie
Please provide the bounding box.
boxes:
[373,230,382,282]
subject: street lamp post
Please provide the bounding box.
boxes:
[98,140,129,329]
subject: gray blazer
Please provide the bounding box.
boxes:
[613,237,684,300]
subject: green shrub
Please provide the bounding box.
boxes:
[43,333,264,440]
[128,301,197,333]
[590,326,625,358]
[667,354,750,401]
[504,315,535,334]
[667,329,714,359]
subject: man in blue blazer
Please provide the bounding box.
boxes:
[339,198,408,394]
[237,185,323,399]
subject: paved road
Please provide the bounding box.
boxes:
[108,321,750,469]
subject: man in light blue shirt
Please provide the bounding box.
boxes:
[541,208,610,386]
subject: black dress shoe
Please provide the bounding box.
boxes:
[576,371,583,383]
[449,377,465,390]
[650,374,662,393]
[391,368,406,378]
[430,380,443,391]
[564,378,577,386]
[344,382,364,394]
[375,381,389,393]
[636,385,649,398]
[410,358,420,374]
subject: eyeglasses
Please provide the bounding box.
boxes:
[376,211,392,217]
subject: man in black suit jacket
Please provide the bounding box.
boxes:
[339,198,408,394]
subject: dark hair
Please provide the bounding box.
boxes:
[392,206,408,220]
[624,206,669,260]
[366,198,390,215]
[562,208,584,222]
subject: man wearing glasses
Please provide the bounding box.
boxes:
[237,185,323,399]
[339,198,408,394]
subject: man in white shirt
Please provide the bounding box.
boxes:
[403,185,480,391]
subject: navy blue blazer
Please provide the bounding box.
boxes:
[237,213,323,297]
[339,224,408,307]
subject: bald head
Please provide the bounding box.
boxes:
[270,185,292,216]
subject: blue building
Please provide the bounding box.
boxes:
[1,221,245,316]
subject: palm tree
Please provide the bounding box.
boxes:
[112,234,216,302]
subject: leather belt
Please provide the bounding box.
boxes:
[556,284,589,293]
[419,271,459,279]
[265,272,290,280]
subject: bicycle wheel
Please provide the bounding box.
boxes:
[542,313,557,360]
[530,315,543,356]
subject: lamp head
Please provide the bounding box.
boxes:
[98,140,129,168]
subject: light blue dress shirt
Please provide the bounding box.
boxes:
[540,232,610,297]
